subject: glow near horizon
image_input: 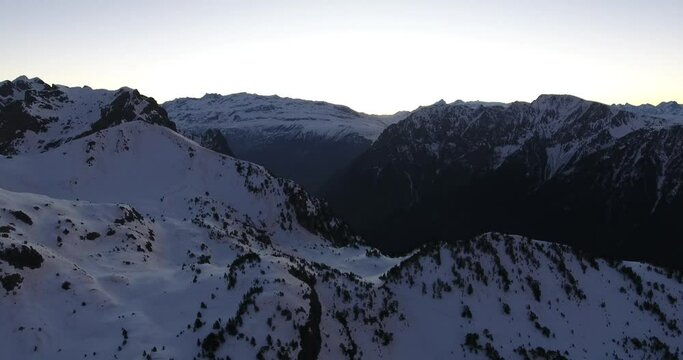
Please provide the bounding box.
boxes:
[1,0,681,114]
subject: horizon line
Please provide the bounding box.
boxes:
[3,74,680,116]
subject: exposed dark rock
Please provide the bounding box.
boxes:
[79,89,176,139]
[9,210,33,225]
[288,266,321,360]
[191,128,234,156]
[283,181,358,247]
[0,244,43,269]
[0,273,23,292]
[0,101,47,155]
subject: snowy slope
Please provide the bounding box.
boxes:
[0,186,400,359]
[0,121,358,251]
[0,118,403,359]
[2,191,681,360]
[381,233,683,359]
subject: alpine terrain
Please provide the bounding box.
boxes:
[0,77,681,359]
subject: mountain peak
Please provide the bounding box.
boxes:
[531,94,591,114]
[201,92,224,100]
[12,75,46,84]
[415,99,447,112]
[10,76,48,91]
[532,94,585,105]
[657,100,680,108]
[0,76,176,155]
[451,99,509,108]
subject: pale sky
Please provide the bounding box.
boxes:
[1,0,681,114]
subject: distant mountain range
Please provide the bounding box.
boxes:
[1,76,682,359]
[164,93,408,191]
[614,101,683,121]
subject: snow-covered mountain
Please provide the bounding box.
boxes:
[164,93,408,191]
[614,101,683,122]
[165,92,405,142]
[0,76,175,155]
[0,127,389,359]
[0,105,393,359]
[2,78,682,359]
[323,95,683,268]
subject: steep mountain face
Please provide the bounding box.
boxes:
[0,76,175,155]
[183,127,235,156]
[323,95,683,268]
[164,93,407,191]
